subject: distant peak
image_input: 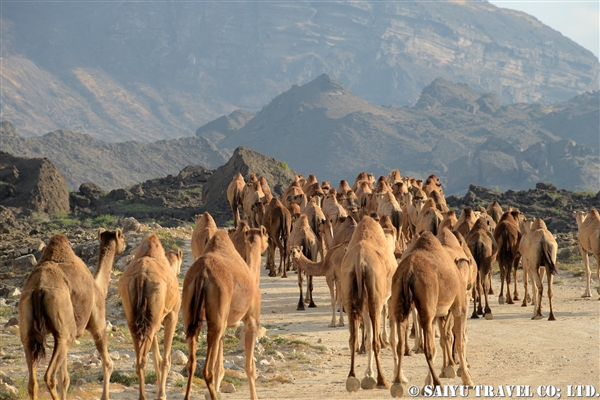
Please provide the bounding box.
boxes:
[307,73,345,92]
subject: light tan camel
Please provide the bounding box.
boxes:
[243,180,265,228]
[439,210,457,232]
[389,231,474,398]
[302,173,319,194]
[519,218,558,320]
[351,171,372,191]
[487,201,503,224]
[454,207,478,238]
[182,227,269,400]
[191,212,218,260]
[321,181,331,192]
[281,180,304,214]
[338,179,352,195]
[228,220,250,261]
[494,210,522,304]
[574,209,600,297]
[466,217,498,319]
[341,216,396,392]
[227,172,246,228]
[290,244,347,327]
[262,198,292,277]
[392,181,408,207]
[19,229,125,400]
[258,175,273,203]
[415,198,443,235]
[388,169,402,186]
[118,234,182,400]
[288,214,319,310]
[376,191,403,239]
[355,180,373,210]
[331,215,358,247]
[322,188,348,227]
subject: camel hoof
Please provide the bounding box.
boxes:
[361,376,377,390]
[268,272,277,277]
[581,292,591,298]
[513,294,520,301]
[498,296,505,305]
[391,383,404,398]
[346,377,361,392]
[526,294,532,303]
[532,314,544,320]
[328,323,336,328]
[444,365,456,379]
[470,313,479,319]
[457,366,463,377]
[308,302,317,308]
[337,323,345,327]
[488,288,494,295]
[548,315,557,321]
[484,313,494,320]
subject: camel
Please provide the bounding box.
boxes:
[376,191,403,240]
[422,174,444,197]
[389,231,474,398]
[439,210,457,232]
[118,234,182,400]
[191,212,218,260]
[415,198,442,236]
[288,214,319,309]
[337,179,352,195]
[322,188,348,227]
[392,181,408,207]
[298,196,327,259]
[519,218,558,320]
[493,210,523,305]
[262,197,292,277]
[388,169,402,186]
[428,190,449,213]
[454,207,478,238]
[19,229,125,400]
[182,227,269,400]
[351,171,375,192]
[304,182,325,207]
[227,172,246,228]
[302,174,319,193]
[341,216,396,392]
[574,209,600,297]
[290,244,347,327]
[321,181,331,192]
[243,180,265,228]
[281,181,304,214]
[228,221,251,260]
[258,175,273,203]
[487,201,503,224]
[466,217,498,319]
[330,215,358,247]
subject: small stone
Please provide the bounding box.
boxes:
[3,317,18,328]
[259,359,270,366]
[167,371,185,383]
[0,382,18,396]
[221,382,235,393]
[109,351,120,361]
[8,325,19,335]
[76,378,87,387]
[12,254,36,274]
[105,321,113,331]
[171,350,188,365]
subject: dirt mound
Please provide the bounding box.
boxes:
[0,152,69,213]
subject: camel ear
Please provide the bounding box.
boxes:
[261,225,267,236]
[97,228,105,240]
[299,245,303,252]
[178,249,183,259]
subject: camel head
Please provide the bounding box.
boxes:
[244,225,269,255]
[166,248,183,275]
[388,169,402,184]
[99,228,126,256]
[289,245,304,261]
[574,210,588,227]
[321,181,331,192]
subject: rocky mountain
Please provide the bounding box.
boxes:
[0,121,229,190]
[0,152,70,214]
[2,75,598,193]
[2,1,598,141]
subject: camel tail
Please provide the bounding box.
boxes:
[352,260,365,315]
[398,267,414,322]
[392,210,402,236]
[186,270,208,339]
[29,288,47,362]
[133,275,153,344]
[542,240,558,276]
[500,231,512,268]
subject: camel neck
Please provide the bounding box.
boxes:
[95,240,117,297]
[295,254,326,276]
[246,247,263,285]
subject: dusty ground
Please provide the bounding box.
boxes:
[1,240,598,400]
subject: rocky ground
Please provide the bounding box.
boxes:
[0,217,598,399]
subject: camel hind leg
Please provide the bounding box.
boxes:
[24,347,40,399]
[345,309,361,392]
[420,314,441,388]
[156,311,178,399]
[203,322,226,400]
[44,334,73,400]
[184,334,199,400]
[243,316,260,400]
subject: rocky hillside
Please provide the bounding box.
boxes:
[0,122,229,190]
[1,1,598,141]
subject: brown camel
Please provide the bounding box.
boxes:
[376,191,403,240]
[415,198,442,235]
[439,210,458,232]
[290,244,347,327]
[331,215,358,247]
[389,231,474,398]
[243,180,265,228]
[321,181,331,192]
[182,227,269,400]
[466,217,498,319]
[519,218,558,320]
[487,201,503,224]
[262,197,292,277]
[574,209,600,297]
[19,229,125,400]
[258,175,273,203]
[322,188,348,227]
[118,234,182,400]
[341,216,396,392]
[191,212,218,260]
[337,179,352,195]
[454,207,478,238]
[288,214,319,310]
[388,169,402,186]
[494,210,522,304]
[227,172,246,228]
[228,220,251,261]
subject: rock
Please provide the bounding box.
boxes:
[463,190,477,205]
[148,222,162,230]
[0,382,18,396]
[12,254,36,274]
[109,351,120,361]
[105,321,113,331]
[114,254,135,272]
[4,317,18,328]
[0,371,13,385]
[221,383,236,393]
[536,182,556,191]
[8,325,19,335]
[108,188,134,201]
[79,182,104,199]
[171,350,188,365]
[167,371,185,383]
[76,378,87,387]
[122,217,141,233]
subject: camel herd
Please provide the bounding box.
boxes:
[16,169,600,400]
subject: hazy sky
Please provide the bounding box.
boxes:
[489,0,599,59]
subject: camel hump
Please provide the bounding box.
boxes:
[134,233,166,259]
[37,234,76,264]
[412,231,444,252]
[472,217,488,230]
[203,229,236,255]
